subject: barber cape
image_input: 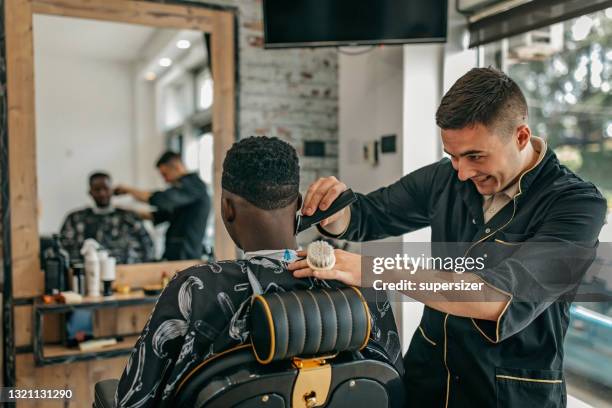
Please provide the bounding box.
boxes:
[60,206,154,264]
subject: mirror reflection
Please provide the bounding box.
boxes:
[34,15,215,266]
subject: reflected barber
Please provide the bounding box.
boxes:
[115,151,211,261]
[289,68,607,407]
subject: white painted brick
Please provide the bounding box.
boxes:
[326,141,339,156]
[301,157,338,171]
[189,0,338,177]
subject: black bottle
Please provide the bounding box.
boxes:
[71,263,85,295]
[43,234,70,294]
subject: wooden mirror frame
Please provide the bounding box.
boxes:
[2,0,237,385]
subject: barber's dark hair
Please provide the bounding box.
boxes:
[222,136,300,210]
[436,67,528,138]
[156,150,182,167]
[88,171,111,186]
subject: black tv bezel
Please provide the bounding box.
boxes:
[262,0,448,49]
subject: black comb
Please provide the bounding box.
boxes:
[295,189,357,235]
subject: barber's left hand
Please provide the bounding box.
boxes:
[288,249,362,287]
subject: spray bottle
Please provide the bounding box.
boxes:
[81,239,101,297]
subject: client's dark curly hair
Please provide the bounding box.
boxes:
[222,136,300,210]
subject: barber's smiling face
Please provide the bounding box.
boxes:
[442,123,524,195]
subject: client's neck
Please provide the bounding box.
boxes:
[240,214,298,253]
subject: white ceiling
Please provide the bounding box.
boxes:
[33,14,170,62]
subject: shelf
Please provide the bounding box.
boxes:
[36,291,158,313]
[38,335,141,365]
[33,291,157,366]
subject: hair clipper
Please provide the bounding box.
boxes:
[295,189,357,235]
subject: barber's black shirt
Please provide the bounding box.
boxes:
[115,254,403,408]
[150,173,210,260]
[323,144,607,407]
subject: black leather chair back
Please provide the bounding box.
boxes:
[94,288,404,408]
[174,287,404,407]
[174,344,404,408]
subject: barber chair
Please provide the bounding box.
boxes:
[94,287,404,407]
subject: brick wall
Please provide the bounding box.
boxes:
[191,0,339,192]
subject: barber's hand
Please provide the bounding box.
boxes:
[113,185,131,196]
[288,249,362,287]
[303,176,348,227]
[136,210,153,220]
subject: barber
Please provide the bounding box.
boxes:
[115,151,210,261]
[289,68,607,407]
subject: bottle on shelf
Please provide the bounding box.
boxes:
[81,239,101,297]
[100,252,116,297]
[43,234,71,295]
[71,262,85,295]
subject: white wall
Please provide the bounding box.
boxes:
[398,2,479,351]
[339,46,404,193]
[399,43,445,351]
[35,52,136,234]
[133,63,166,191]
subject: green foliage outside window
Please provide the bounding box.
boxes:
[484,9,612,205]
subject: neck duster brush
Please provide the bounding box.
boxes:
[306,240,336,273]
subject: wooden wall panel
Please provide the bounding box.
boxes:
[32,0,216,31]
[114,260,200,288]
[5,0,43,298]
[14,305,62,347]
[212,11,237,261]
[17,305,153,347]
[16,353,127,407]
[94,304,154,338]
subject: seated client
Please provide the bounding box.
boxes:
[115,136,403,407]
[60,171,154,264]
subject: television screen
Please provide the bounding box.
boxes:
[263,0,448,48]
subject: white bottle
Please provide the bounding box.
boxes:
[81,239,101,297]
[99,252,116,297]
[101,255,116,281]
[98,249,109,280]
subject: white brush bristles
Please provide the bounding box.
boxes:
[306,240,336,271]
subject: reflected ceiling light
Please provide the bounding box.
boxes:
[144,71,157,81]
[159,57,172,67]
[176,40,191,49]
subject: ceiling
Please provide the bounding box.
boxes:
[33,14,169,62]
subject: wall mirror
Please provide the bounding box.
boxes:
[34,14,216,265]
[3,0,237,392]
[4,0,236,306]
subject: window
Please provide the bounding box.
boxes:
[184,132,214,253]
[481,9,612,211]
[184,132,214,185]
[196,68,213,111]
[481,8,612,406]
[161,78,195,131]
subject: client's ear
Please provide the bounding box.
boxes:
[221,197,236,222]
